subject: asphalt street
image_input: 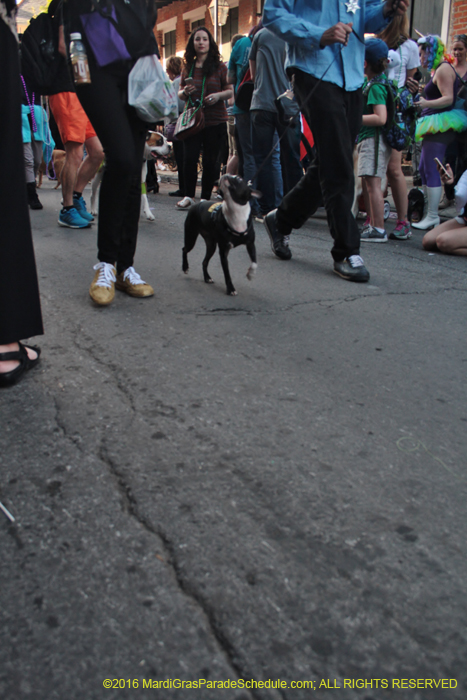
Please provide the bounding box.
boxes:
[1,179,467,700]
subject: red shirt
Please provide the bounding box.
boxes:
[181,63,228,126]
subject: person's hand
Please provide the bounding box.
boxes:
[183,83,196,97]
[405,77,419,95]
[204,93,220,106]
[417,96,428,110]
[383,0,410,17]
[320,22,353,48]
[437,162,454,185]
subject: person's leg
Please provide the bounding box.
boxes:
[226,116,238,175]
[418,141,427,185]
[277,114,303,196]
[235,112,256,186]
[387,149,408,220]
[23,142,35,183]
[75,64,147,269]
[61,141,84,207]
[182,131,203,199]
[365,176,385,229]
[200,123,227,200]
[32,140,43,178]
[359,136,391,242]
[49,93,91,210]
[173,139,185,195]
[277,72,362,261]
[24,141,43,209]
[387,147,412,239]
[75,134,104,194]
[271,134,284,207]
[422,218,463,250]
[0,19,43,371]
[361,177,370,223]
[412,138,448,230]
[250,110,277,214]
[436,225,467,255]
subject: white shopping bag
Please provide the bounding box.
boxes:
[128,54,178,123]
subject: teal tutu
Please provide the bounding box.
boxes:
[415,109,467,142]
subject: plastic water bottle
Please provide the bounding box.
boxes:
[69,32,91,85]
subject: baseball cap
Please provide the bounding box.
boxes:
[364,38,389,63]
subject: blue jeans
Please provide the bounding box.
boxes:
[235,112,259,214]
[251,109,302,215]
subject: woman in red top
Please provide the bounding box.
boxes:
[177,27,233,209]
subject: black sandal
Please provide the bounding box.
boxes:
[0,342,41,388]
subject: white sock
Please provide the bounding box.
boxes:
[374,226,385,234]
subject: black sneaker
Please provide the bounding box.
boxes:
[168,190,183,197]
[333,255,370,283]
[264,210,292,260]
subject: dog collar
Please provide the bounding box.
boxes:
[220,208,251,237]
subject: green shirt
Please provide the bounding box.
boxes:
[358,78,388,144]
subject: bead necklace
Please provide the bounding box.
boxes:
[21,75,37,133]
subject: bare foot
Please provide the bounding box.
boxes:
[0,343,39,374]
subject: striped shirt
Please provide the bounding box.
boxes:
[181,63,229,126]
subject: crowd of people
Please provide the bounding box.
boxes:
[1,0,467,387]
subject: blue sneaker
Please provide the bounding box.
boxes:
[73,194,94,222]
[58,207,91,229]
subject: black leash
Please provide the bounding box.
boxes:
[247,3,405,186]
[249,43,346,186]
[247,21,372,186]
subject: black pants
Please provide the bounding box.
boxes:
[173,139,185,194]
[0,21,43,344]
[276,71,363,262]
[183,122,227,200]
[76,61,147,273]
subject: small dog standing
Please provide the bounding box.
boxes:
[182,175,260,296]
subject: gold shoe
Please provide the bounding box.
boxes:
[89,262,116,305]
[115,267,154,297]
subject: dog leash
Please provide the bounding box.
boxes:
[247,16,380,187]
[248,43,346,186]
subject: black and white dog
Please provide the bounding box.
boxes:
[182,175,260,296]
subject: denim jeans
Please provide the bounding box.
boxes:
[251,109,302,215]
[235,112,259,214]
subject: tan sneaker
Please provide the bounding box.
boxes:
[89,262,116,305]
[115,267,154,298]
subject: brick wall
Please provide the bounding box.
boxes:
[156,0,259,59]
[449,0,467,45]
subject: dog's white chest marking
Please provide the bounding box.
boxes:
[221,197,250,235]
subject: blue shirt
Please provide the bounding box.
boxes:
[228,35,252,115]
[263,0,391,92]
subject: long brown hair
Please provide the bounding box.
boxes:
[378,13,410,51]
[183,27,222,78]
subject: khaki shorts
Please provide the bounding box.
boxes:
[357,135,391,179]
[49,92,97,145]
